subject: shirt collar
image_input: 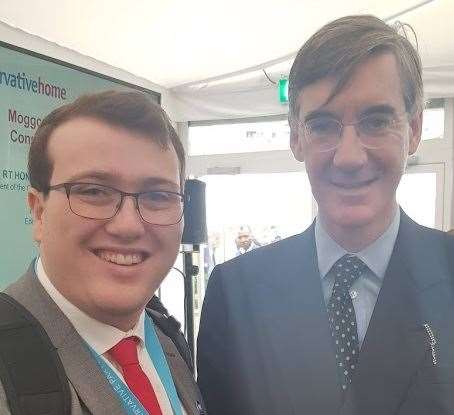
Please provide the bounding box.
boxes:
[35,257,146,355]
[315,208,400,280]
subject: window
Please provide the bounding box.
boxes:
[397,168,441,229]
[189,118,289,155]
[200,172,312,264]
[422,98,444,141]
[188,98,445,158]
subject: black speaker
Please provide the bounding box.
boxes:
[182,179,208,244]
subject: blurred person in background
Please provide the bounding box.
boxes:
[235,225,260,255]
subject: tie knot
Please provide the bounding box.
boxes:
[108,336,140,367]
[331,254,366,292]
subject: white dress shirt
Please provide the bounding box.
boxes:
[36,257,185,415]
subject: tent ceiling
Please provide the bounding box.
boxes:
[0,0,448,89]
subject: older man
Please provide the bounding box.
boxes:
[0,91,204,415]
[198,15,454,415]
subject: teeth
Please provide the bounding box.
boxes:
[97,251,143,265]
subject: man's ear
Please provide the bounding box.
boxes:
[28,188,45,243]
[408,111,423,155]
[289,121,305,162]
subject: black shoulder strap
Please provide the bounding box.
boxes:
[146,296,194,373]
[0,293,71,415]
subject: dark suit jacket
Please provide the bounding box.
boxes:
[0,267,205,415]
[197,212,454,415]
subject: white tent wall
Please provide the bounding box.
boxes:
[170,68,454,122]
[2,0,437,88]
[170,80,286,122]
[168,0,454,122]
[0,20,180,121]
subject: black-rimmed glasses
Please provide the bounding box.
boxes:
[46,182,185,226]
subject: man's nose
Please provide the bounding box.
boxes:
[332,124,367,172]
[105,196,146,239]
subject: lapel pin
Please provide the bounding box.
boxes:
[423,323,437,366]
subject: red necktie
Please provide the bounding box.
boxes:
[108,336,163,415]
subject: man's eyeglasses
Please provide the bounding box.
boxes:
[46,182,185,226]
[299,112,408,152]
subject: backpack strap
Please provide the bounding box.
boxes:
[146,296,194,374]
[0,293,71,415]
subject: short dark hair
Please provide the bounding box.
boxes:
[28,90,185,193]
[288,15,423,127]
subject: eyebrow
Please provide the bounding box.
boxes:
[303,104,398,122]
[67,170,115,182]
[140,177,180,191]
[303,110,337,122]
[359,104,397,117]
[66,170,180,190]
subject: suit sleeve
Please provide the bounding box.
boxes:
[197,265,234,415]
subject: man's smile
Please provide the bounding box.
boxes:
[93,249,149,266]
[329,177,377,189]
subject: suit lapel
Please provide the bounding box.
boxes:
[341,212,453,415]
[5,269,125,415]
[58,331,125,415]
[252,226,341,414]
[340,235,426,415]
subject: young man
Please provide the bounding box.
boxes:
[0,91,204,414]
[198,15,454,415]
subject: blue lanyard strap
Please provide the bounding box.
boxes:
[89,316,183,415]
[144,315,182,415]
[93,354,148,415]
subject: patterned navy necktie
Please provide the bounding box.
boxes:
[326,254,367,391]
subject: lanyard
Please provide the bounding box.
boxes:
[89,316,183,415]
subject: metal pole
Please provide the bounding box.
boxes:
[183,244,199,368]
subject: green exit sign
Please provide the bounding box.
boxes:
[278,78,288,104]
